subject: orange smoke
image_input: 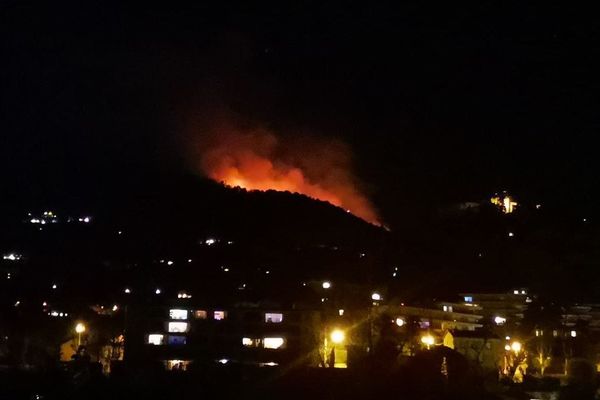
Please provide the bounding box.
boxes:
[189,121,380,225]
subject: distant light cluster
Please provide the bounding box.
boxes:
[490,193,517,214]
[2,253,22,261]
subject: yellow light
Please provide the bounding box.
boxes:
[511,341,522,353]
[421,334,435,347]
[504,344,511,351]
[330,329,345,344]
[75,323,86,334]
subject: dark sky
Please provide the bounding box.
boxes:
[1,2,599,227]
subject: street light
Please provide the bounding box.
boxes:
[330,329,345,344]
[511,341,522,354]
[421,334,435,349]
[75,322,86,346]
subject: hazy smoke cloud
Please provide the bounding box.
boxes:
[187,119,379,225]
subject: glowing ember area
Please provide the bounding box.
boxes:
[194,125,380,225]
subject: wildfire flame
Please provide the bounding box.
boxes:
[191,122,380,225]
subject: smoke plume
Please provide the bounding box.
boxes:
[187,119,380,225]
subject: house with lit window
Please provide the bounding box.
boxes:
[124,300,322,371]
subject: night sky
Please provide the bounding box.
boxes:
[1,3,599,228]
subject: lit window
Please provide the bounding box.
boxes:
[265,313,283,323]
[464,296,473,303]
[148,334,164,345]
[168,322,188,333]
[494,316,506,325]
[214,311,227,320]
[165,360,190,370]
[571,330,577,338]
[167,336,187,346]
[242,337,261,347]
[513,290,519,295]
[263,337,285,349]
[194,310,207,319]
[169,309,188,320]
[338,309,344,316]
[443,305,448,312]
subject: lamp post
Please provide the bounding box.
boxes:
[75,322,86,347]
[421,334,435,350]
[326,329,345,368]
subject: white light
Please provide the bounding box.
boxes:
[187,259,192,263]
[42,302,47,307]
[508,232,514,237]
[218,359,228,364]
[505,336,511,340]
[205,238,216,245]
[223,268,229,272]
[214,311,226,320]
[51,311,59,317]
[167,260,174,266]
[571,330,577,338]
[148,334,164,345]
[504,344,511,351]
[52,284,57,289]
[322,281,331,289]
[83,217,90,223]
[168,322,188,333]
[59,313,64,317]
[264,337,285,349]
[395,318,405,327]
[265,270,270,274]
[265,313,283,323]
[124,288,131,294]
[521,290,526,294]
[494,316,506,325]
[169,309,188,320]
[371,292,381,301]
[14,301,20,307]
[513,290,519,295]
[262,362,278,367]
[155,288,161,295]
[75,323,85,333]
[338,309,344,316]
[242,338,253,346]
[392,272,397,277]
[117,230,122,235]
[112,305,118,311]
